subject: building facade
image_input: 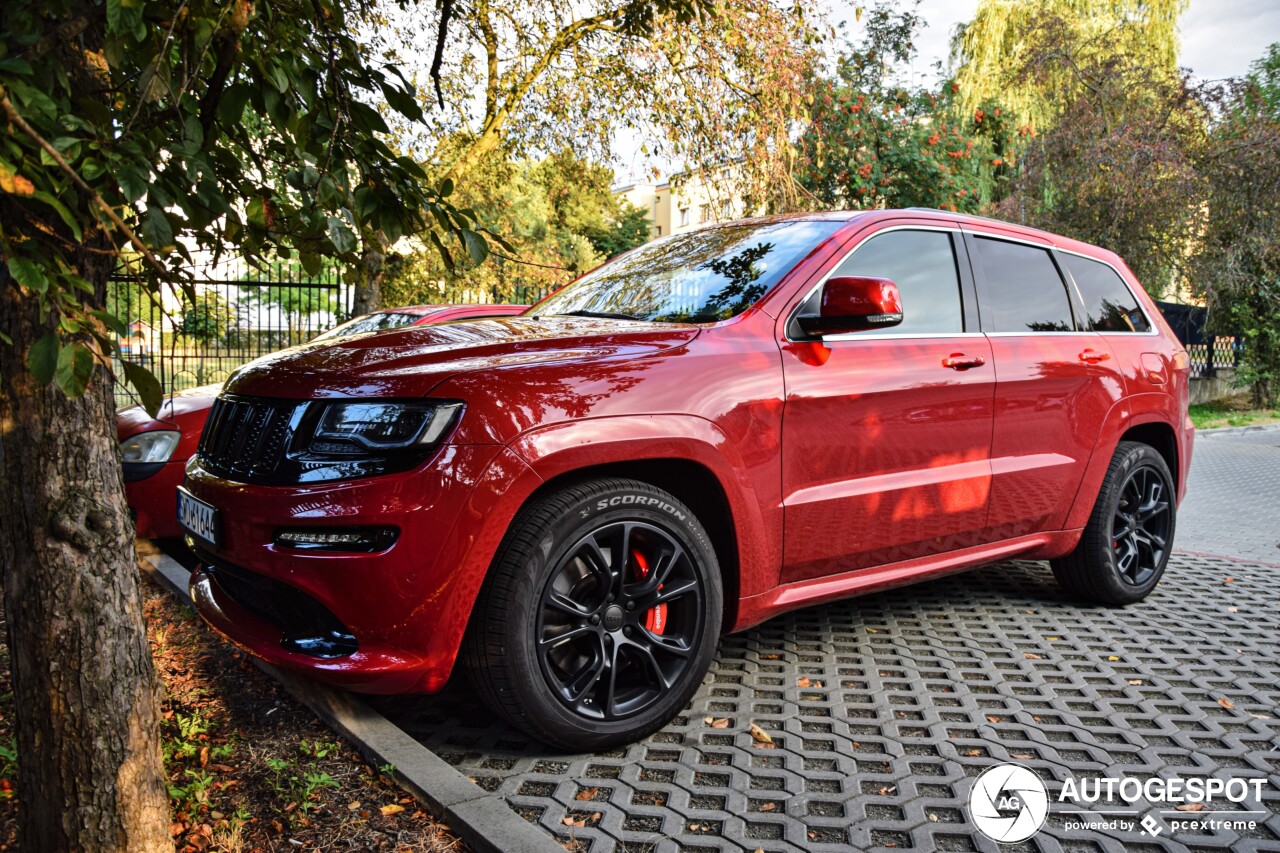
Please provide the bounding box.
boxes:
[613,169,762,240]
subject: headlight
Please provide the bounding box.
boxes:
[305,401,463,456]
[120,430,181,463]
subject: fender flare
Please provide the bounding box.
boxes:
[1062,393,1181,531]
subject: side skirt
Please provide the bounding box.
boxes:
[732,529,1083,631]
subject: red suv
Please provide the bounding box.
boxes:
[182,210,1193,749]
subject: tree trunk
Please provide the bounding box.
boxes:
[352,233,390,316]
[0,253,170,851]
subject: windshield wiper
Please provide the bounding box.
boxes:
[557,309,645,321]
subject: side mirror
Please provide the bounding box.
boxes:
[797,276,904,337]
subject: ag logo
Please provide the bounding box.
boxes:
[968,763,1049,843]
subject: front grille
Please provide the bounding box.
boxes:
[198,395,298,482]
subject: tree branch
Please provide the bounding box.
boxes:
[430,0,454,110]
[0,88,166,277]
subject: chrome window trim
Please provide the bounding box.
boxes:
[783,221,1160,342]
[783,224,969,344]
[818,331,986,343]
[1053,245,1159,336]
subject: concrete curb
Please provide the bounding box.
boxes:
[137,546,562,853]
[1197,421,1280,437]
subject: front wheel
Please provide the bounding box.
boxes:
[1052,441,1176,605]
[464,478,722,750]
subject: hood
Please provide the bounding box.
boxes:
[116,382,222,437]
[224,316,701,399]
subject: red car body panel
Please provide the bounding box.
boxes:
[180,210,1193,694]
[119,304,527,538]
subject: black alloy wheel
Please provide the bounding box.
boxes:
[465,478,722,750]
[1052,440,1177,605]
[1110,463,1172,586]
[536,520,704,720]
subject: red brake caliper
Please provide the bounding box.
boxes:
[631,549,667,635]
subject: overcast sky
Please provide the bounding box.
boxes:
[615,1,1279,180]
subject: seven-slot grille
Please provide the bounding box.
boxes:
[197,396,298,482]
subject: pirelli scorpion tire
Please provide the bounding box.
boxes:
[1051,441,1176,606]
[464,478,723,750]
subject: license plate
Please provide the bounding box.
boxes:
[177,487,219,547]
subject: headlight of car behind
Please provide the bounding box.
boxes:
[120,430,181,464]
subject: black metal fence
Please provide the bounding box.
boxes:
[110,257,548,410]
[1155,301,1241,378]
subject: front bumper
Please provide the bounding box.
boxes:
[181,443,529,693]
[126,458,189,539]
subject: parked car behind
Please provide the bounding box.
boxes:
[179,210,1193,750]
[119,303,527,538]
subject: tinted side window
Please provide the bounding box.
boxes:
[825,230,965,334]
[1062,253,1151,333]
[973,237,1075,332]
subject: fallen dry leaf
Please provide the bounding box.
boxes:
[710,718,730,729]
[963,749,982,757]
[1176,803,1207,812]
[199,746,209,768]
[986,716,1002,723]
[797,677,811,687]
[380,803,405,816]
[347,801,361,811]
[749,723,773,744]
[1218,697,1236,710]
[1107,655,1121,661]
[759,803,776,811]
[1223,577,1234,583]
[1011,752,1035,760]
[576,788,598,801]
[1024,653,1042,660]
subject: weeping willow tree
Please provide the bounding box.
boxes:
[951,0,1185,131]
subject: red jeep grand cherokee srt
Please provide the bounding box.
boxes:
[182,209,1193,749]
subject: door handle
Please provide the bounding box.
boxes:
[1079,348,1111,364]
[942,353,986,370]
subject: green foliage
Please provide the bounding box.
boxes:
[1245,43,1280,119]
[986,16,1204,295]
[385,148,643,307]
[179,290,235,342]
[591,201,652,260]
[0,0,487,414]
[795,2,1004,212]
[952,0,1185,133]
[1188,68,1280,407]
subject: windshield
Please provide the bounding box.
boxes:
[533,219,843,323]
[313,311,421,341]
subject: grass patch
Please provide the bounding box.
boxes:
[1189,395,1280,430]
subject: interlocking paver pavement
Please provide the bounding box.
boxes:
[1179,429,1280,565]
[375,553,1280,852]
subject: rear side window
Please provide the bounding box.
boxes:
[1062,253,1151,333]
[973,237,1075,333]
[825,230,965,334]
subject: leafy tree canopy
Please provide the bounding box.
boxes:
[372,0,829,212]
[952,0,1185,133]
[795,1,1011,213]
[1,0,486,414]
[384,147,648,306]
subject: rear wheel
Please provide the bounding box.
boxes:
[464,478,722,750]
[1052,441,1176,605]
